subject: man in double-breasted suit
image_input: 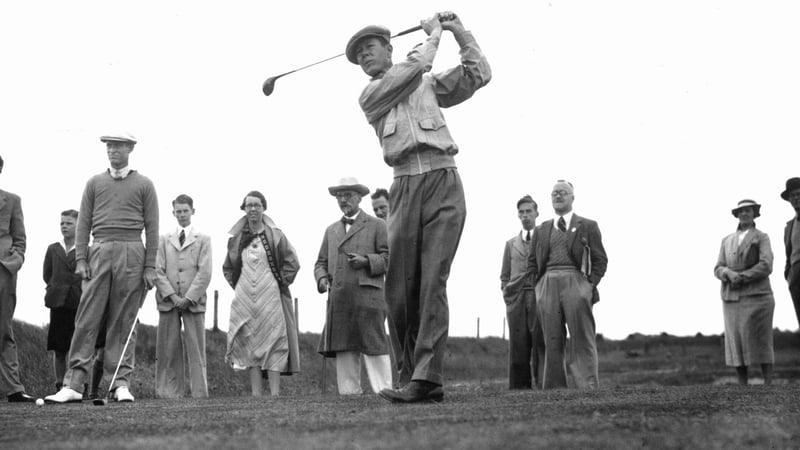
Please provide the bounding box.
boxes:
[0,155,35,402]
[781,177,800,329]
[527,180,608,389]
[154,194,212,398]
[500,195,545,389]
[315,177,392,395]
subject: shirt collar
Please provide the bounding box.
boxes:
[60,240,75,253]
[557,211,574,229]
[345,210,361,220]
[108,166,132,179]
[177,225,193,236]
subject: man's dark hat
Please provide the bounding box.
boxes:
[346,25,390,64]
[781,177,800,200]
[731,199,761,218]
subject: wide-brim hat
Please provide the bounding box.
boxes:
[328,177,370,197]
[100,132,137,144]
[731,199,761,218]
[780,177,800,200]
[345,25,390,64]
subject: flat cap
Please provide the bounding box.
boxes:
[346,25,390,64]
[100,132,137,144]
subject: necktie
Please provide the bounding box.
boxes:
[525,230,531,242]
[113,170,122,180]
[558,216,567,232]
[179,229,185,246]
[341,216,355,226]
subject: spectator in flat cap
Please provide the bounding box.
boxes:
[714,199,775,385]
[500,195,545,389]
[315,177,392,395]
[46,132,159,404]
[348,10,491,403]
[781,177,800,331]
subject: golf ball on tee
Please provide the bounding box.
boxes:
[35,398,44,406]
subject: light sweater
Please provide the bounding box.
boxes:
[75,170,159,267]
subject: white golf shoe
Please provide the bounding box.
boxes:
[114,386,134,402]
[44,387,83,404]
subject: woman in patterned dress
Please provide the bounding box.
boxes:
[223,191,300,396]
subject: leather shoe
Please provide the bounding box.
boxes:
[378,381,444,403]
[44,387,83,404]
[7,391,35,403]
[114,386,134,402]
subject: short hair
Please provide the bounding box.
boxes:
[517,195,537,210]
[60,209,78,219]
[240,190,267,210]
[172,194,194,208]
[371,188,390,201]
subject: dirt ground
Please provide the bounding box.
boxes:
[2,382,798,449]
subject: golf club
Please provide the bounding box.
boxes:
[93,303,144,406]
[262,24,422,97]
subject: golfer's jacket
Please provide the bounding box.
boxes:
[359,30,491,176]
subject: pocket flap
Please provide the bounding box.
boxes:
[418,117,445,131]
[382,121,396,138]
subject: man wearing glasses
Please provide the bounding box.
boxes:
[315,177,392,395]
[781,177,800,330]
[526,180,608,389]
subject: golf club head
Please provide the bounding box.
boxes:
[92,398,108,406]
[262,76,278,96]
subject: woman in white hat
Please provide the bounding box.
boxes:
[713,199,775,385]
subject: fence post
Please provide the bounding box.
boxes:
[477,317,480,339]
[294,297,299,333]
[212,290,219,332]
[502,317,506,340]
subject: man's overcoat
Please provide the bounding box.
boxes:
[315,212,389,357]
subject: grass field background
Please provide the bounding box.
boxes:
[2,321,799,449]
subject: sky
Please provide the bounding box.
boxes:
[2,1,799,340]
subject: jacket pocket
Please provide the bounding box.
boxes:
[382,121,397,138]
[418,117,446,131]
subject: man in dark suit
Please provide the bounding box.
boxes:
[500,195,545,389]
[527,180,608,389]
[315,177,392,395]
[0,155,35,402]
[781,177,800,329]
[42,209,82,390]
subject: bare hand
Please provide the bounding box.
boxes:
[143,267,157,290]
[437,11,464,33]
[172,295,191,311]
[421,14,443,37]
[347,253,369,270]
[76,260,91,280]
[318,277,330,294]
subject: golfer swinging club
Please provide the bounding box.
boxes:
[346,11,491,403]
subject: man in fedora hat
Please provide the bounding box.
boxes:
[314,177,392,395]
[346,11,490,403]
[0,155,37,403]
[46,132,159,404]
[526,180,608,389]
[781,177,800,329]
